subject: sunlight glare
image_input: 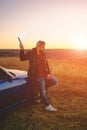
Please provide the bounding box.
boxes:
[75,35,87,50]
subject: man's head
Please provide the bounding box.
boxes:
[36,40,46,54]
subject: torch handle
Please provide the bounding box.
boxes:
[18,37,24,50]
[18,37,22,44]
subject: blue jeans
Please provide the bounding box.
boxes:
[36,75,58,106]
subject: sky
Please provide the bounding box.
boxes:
[0,0,87,49]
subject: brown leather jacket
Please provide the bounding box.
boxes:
[19,47,50,79]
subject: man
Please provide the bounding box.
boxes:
[19,39,58,111]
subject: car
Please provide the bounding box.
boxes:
[0,66,30,114]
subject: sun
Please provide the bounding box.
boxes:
[76,41,85,50]
[75,35,87,50]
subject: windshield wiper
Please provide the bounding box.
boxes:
[8,71,16,77]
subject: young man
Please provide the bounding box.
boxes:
[19,40,58,111]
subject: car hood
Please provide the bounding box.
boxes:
[7,69,28,79]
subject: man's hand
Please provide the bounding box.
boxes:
[47,74,51,79]
[19,42,24,50]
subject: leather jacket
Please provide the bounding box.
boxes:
[19,47,50,79]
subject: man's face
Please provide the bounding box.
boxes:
[38,44,45,53]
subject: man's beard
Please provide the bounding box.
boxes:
[39,50,44,53]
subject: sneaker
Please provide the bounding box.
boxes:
[45,104,57,112]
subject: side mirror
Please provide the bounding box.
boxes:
[0,73,12,82]
[6,74,13,82]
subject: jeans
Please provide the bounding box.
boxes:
[36,75,58,106]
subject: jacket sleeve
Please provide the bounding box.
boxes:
[19,50,30,61]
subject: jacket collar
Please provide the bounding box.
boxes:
[32,47,46,56]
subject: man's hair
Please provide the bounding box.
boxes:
[36,40,46,47]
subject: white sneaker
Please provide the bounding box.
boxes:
[45,105,57,112]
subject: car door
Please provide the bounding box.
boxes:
[0,76,28,112]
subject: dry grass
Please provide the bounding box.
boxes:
[0,57,87,130]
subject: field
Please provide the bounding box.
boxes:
[0,55,87,130]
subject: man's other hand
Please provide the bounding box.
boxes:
[47,74,51,79]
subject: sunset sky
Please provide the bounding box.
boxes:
[0,0,87,49]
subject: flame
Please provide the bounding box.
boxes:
[18,32,26,38]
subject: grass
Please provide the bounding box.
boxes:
[0,57,87,130]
